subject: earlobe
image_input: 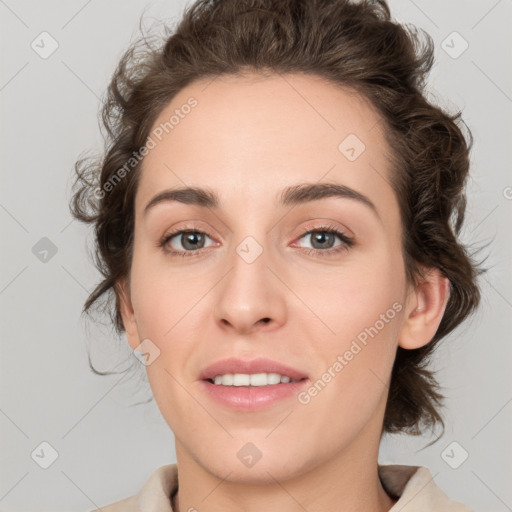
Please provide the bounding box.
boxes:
[398,268,450,350]
[116,278,140,351]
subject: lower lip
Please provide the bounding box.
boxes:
[199,379,309,411]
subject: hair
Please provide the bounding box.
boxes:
[70,0,485,438]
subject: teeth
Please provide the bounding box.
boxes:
[212,373,298,386]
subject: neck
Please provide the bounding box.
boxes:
[172,431,397,512]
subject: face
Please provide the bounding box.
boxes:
[120,72,419,482]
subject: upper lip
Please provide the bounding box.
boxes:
[199,357,309,381]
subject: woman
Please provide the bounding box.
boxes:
[70,0,482,510]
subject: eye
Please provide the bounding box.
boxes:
[294,225,354,256]
[159,229,216,257]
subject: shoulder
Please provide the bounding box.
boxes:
[379,464,473,512]
[90,464,178,512]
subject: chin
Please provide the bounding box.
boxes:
[195,443,320,485]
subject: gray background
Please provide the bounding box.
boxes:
[1,0,511,510]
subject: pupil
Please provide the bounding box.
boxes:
[183,232,204,250]
[313,232,333,249]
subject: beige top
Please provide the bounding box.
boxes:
[91,464,472,511]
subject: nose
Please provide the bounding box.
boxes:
[212,239,287,335]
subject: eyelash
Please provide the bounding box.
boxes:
[157,224,355,259]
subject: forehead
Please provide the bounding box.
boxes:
[135,72,396,221]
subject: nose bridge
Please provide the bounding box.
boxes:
[213,220,285,331]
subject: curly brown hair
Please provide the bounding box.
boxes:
[70,0,484,438]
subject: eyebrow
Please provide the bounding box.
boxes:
[143,182,380,220]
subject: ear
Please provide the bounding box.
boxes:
[398,267,450,350]
[116,277,141,351]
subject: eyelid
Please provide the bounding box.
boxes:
[158,220,218,243]
[294,219,354,240]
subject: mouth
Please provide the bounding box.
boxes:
[198,357,309,411]
[199,356,308,382]
[206,372,306,386]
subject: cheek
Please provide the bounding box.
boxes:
[300,250,405,399]
[128,252,209,402]
[129,245,205,336]
[310,292,402,401]
[295,294,403,451]
[304,246,405,340]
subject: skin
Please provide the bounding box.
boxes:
[118,72,450,512]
